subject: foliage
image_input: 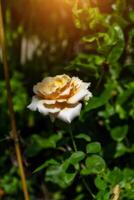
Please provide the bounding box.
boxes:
[0,0,134,199]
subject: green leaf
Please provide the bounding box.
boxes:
[75,133,91,142]
[38,134,62,148]
[27,133,62,157]
[74,194,85,200]
[64,173,77,185]
[62,151,85,170]
[66,53,105,78]
[81,81,116,119]
[69,151,85,165]
[81,155,106,175]
[115,104,126,119]
[45,165,76,188]
[114,143,134,158]
[116,84,134,105]
[95,176,107,190]
[96,190,110,200]
[107,25,125,64]
[44,152,85,188]
[111,125,128,142]
[114,142,128,158]
[33,159,59,173]
[107,167,123,185]
[86,142,101,154]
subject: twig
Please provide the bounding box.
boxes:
[82,178,96,199]
[41,183,51,200]
[111,184,120,200]
[0,2,30,200]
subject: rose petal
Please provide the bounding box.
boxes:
[68,81,91,104]
[71,77,82,88]
[67,89,88,104]
[56,99,67,103]
[83,82,91,89]
[59,86,71,96]
[33,80,58,96]
[55,74,71,84]
[27,96,60,115]
[34,74,71,97]
[57,103,82,123]
[38,103,60,114]
[27,96,39,111]
[43,99,56,104]
[36,102,50,115]
[42,77,53,83]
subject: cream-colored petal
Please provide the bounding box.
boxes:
[71,77,90,89]
[27,96,60,115]
[71,77,82,88]
[27,96,49,115]
[33,81,57,95]
[82,82,91,89]
[43,99,56,104]
[42,77,53,82]
[56,99,67,103]
[84,91,92,101]
[68,80,91,104]
[36,101,50,115]
[42,77,58,94]
[27,96,39,111]
[57,103,82,123]
[37,102,60,115]
[67,88,89,104]
[33,84,39,95]
[59,86,71,96]
[55,74,71,82]
[33,77,57,95]
[33,74,71,96]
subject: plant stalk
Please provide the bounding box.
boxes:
[68,125,77,152]
[68,125,95,199]
[0,2,30,200]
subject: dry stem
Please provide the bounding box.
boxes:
[0,2,30,200]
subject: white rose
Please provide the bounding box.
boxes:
[27,74,92,123]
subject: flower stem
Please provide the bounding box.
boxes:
[68,125,95,199]
[82,178,96,199]
[0,3,30,200]
[68,125,77,152]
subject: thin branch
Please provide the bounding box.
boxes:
[82,178,96,199]
[0,2,30,200]
[111,184,120,200]
[68,125,95,199]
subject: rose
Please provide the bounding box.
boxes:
[28,74,92,123]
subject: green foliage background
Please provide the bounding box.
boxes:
[0,0,134,199]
